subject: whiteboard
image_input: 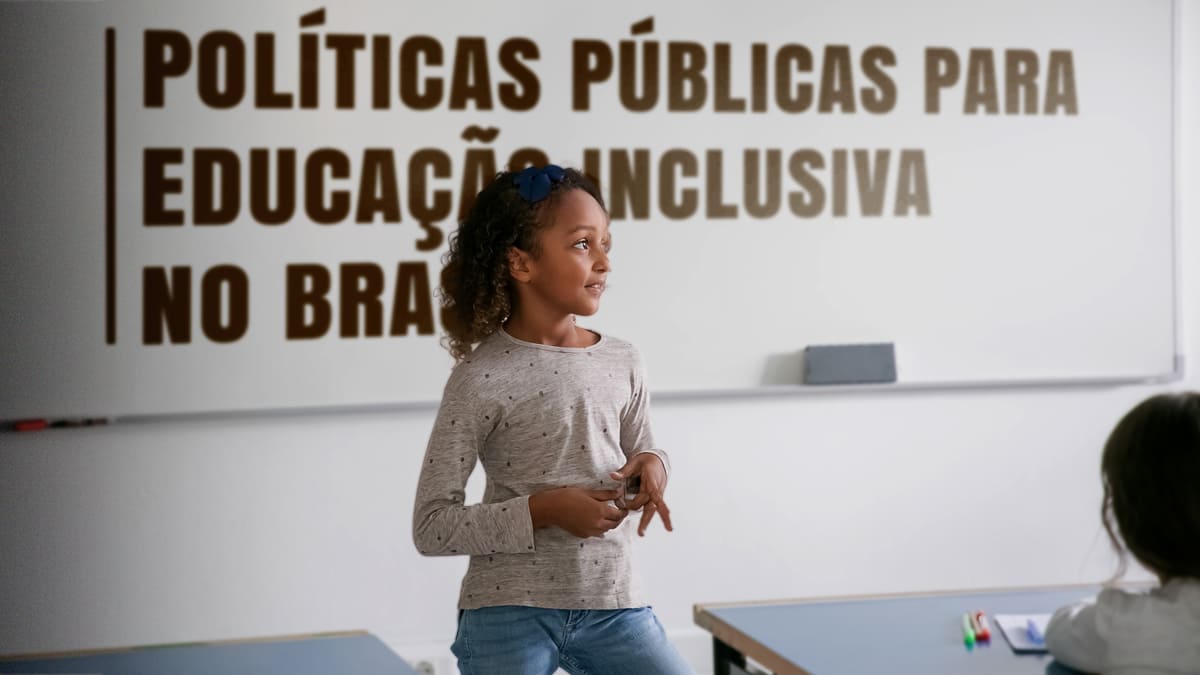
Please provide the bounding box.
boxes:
[0,0,1178,420]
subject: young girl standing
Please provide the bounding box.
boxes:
[412,165,692,674]
[1045,392,1200,673]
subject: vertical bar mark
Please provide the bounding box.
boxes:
[106,27,116,344]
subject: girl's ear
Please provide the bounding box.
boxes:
[508,247,533,283]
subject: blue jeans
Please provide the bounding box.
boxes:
[451,605,694,675]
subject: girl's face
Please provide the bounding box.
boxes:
[517,189,611,318]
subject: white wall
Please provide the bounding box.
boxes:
[2,7,1197,674]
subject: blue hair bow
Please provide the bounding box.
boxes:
[514,164,566,203]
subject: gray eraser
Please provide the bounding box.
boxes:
[803,343,897,385]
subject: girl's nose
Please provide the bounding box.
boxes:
[594,248,611,271]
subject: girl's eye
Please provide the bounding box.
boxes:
[573,239,589,250]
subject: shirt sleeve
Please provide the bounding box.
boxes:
[1044,595,1107,674]
[412,371,535,556]
[620,347,670,478]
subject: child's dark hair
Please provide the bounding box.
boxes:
[438,167,605,362]
[1100,391,1200,581]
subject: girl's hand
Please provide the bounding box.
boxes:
[610,454,673,536]
[529,487,628,538]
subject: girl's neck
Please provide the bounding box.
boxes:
[504,313,597,348]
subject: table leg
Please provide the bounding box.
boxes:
[713,637,749,675]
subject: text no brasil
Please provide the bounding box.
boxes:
[141,261,444,345]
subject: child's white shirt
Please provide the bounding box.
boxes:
[1045,577,1200,674]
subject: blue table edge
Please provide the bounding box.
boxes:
[0,629,370,663]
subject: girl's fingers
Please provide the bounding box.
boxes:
[655,497,673,532]
[603,505,629,522]
[626,492,652,510]
[588,489,622,501]
[632,493,673,535]
[637,503,658,536]
[626,475,666,510]
[596,510,628,535]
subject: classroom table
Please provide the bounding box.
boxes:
[0,630,419,674]
[694,585,1100,675]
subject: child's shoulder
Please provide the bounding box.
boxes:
[1157,577,1200,604]
[443,333,509,383]
[1091,579,1200,666]
[1096,578,1200,615]
[597,330,634,350]
[594,331,646,363]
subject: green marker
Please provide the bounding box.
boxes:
[962,613,976,647]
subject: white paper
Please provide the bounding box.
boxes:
[993,613,1052,653]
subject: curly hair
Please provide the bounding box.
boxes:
[438,167,605,362]
[1100,391,1200,582]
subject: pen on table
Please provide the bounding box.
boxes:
[961,613,976,647]
[8,418,110,432]
[1026,618,1044,645]
[50,418,110,429]
[973,611,991,641]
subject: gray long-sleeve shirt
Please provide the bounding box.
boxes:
[1044,578,1200,674]
[412,327,670,610]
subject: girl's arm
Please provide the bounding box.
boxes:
[614,348,673,535]
[619,349,670,477]
[412,384,535,556]
[1044,596,1106,674]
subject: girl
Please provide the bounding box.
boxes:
[1045,392,1200,673]
[412,165,692,674]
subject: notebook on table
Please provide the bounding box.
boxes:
[993,613,1051,654]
